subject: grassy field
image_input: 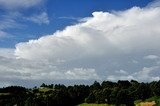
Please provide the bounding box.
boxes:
[38,87,53,92]
[145,96,160,103]
[0,93,10,95]
[137,101,156,106]
[134,96,160,106]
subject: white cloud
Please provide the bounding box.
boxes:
[0,12,24,38]
[24,12,50,25]
[0,0,44,10]
[144,55,159,60]
[1,2,160,86]
[151,76,160,81]
[15,7,160,62]
[0,48,15,58]
[107,75,134,81]
[65,68,100,80]
[115,70,128,75]
[132,60,138,64]
[0,52,99,83]
[107,66,159,81]
[0,17,22,30]
[13,6,160,83]
[147,0,160,8]
[134,66,159,81]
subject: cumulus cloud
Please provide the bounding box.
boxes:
[107,75,134,81]
[106,66,160,81]
[24,12,50,25]
[1,1,160,87]
[14,5,160,84]
[0,48,99,82]
[134,66,159,81]
[15,6,160,61]
[0,0,44,10]
[65,68,99,80]
[0,48,15,58]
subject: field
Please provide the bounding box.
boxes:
[137,101,156,106]
[38,87,53,92]
[0,93,10,95]
[135,96,160,106]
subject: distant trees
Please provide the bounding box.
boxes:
[150,81,160,96]
[0,80,160,106]
[85,80,159,106]
[0,86,29,106]
[40,83,54,88]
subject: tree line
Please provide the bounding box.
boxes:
[0,80,160,106]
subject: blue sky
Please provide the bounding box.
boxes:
[0,0,152,48]
[1,0,160,87]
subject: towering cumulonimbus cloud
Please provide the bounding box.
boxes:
[14,4,160,82]
[15,6,160,62]
[1,2,160,87]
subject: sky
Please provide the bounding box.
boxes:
[0,0,160,87]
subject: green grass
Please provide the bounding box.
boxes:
[38,88,53,92]
[134,96,160,106]
[144,96,160,103]
[77,103,114,106]
[145,96,160,106]
[134,99,142,105]
[0,93,10,96]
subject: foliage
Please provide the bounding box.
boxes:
[134,99,142,105]
[0,80,160,106]
[78,103,113,106]
[145,96,160,105]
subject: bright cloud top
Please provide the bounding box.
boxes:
[15,6,160,62]
[13,5,160,83]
